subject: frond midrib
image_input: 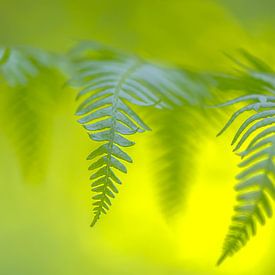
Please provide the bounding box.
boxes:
[91,59,141,225]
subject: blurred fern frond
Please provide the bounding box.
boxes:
[151,106,197,220]
[70,41,212,226]
[213,50,275,95]
[0,46,60,87]
[3,86,45,181]
[0,46,64,182]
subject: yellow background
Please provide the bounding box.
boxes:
[1,0,275,274]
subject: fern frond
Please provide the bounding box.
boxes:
[237,49,273,73]
[217,94,275,265]
[0,46,65,182]
[151,106,196,220]
[70,41,211,107]
[209,51,275,103]
[3,86,44,180]
[70,42,210,226]
[215,51,275,96]
[1,73,64,182]
[0,46,58,87]
[73,58,150,226]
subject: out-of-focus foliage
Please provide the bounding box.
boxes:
[0,46,66,182]
[0,46,57,86]
[151,107,197,220]
[1,1,275,275]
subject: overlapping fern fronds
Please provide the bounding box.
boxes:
[69,41,211,226]
[213,49,275,95]
[216,57,275,266]
[5,42,275,268]
[148,76,212,220]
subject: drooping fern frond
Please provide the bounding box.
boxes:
[217,94,275,265]
[0,46,58,87]
[149,77,212,221]
[213,50,275,96]
[0,46,64,182]
[151,106,196,220]
[145,69,213,220]
[69,41,210,226]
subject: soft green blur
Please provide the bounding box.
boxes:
[1,1,275,274]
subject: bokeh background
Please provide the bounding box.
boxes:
[1,0,275,274]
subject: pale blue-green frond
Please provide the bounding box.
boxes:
[70,42,212,226]
[69,41,212,109]
[217,94,275,265]
[72,45,151,226]
[0,46,61,87]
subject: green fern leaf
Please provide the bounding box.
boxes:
[151,106,197,220]
[217,94,275,265]
[213,50,275,95]
[70,41,211,226]
[0,46,59,87]
[0,46,64,182]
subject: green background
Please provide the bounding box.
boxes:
[1,0,275,274]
